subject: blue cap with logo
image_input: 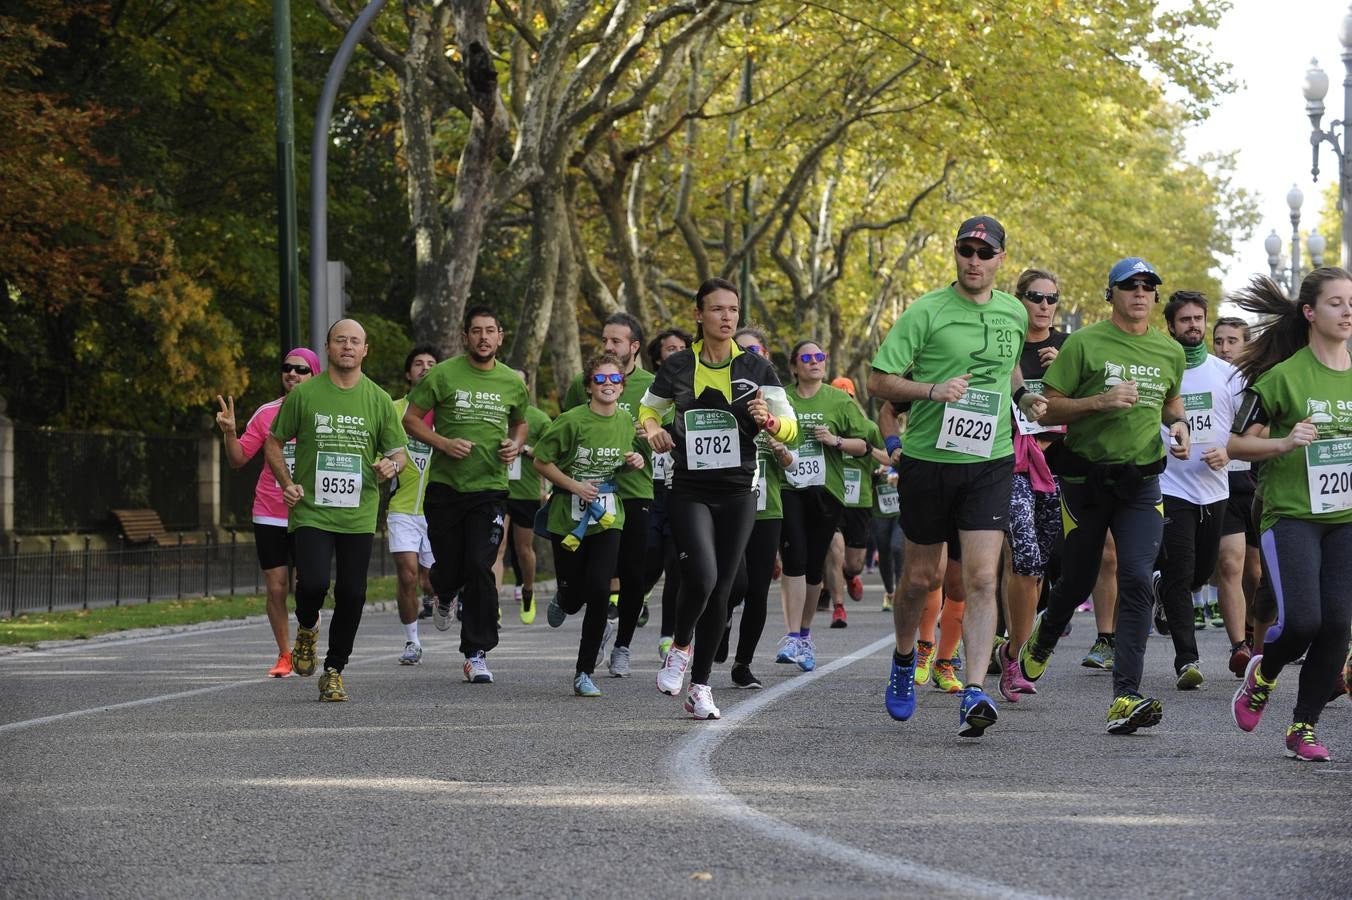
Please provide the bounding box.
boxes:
[1107,257,1162,288]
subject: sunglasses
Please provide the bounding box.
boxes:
[591,373,625,384]
[1022,291,1059,305]
[1115,280,1157,292]
[799,352,827,363]
[956,245,998,260]
[280,363,312,374]
[741,344,762,355]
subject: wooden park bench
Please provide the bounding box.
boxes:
[110,509,198,546]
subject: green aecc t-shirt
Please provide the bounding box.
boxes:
[407,355,528,494]
[533,404,635,537]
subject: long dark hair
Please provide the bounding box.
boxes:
[1233,267,1352,385]
[693,277,739,342]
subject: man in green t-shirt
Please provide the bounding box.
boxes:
[1018,257,1189,736]
[403,306,528,685]
[266,318,408,703]
[560,311,654,676]
[868,214,1045,738]
[388,344,440,665]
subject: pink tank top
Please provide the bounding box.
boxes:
[239,398,292,526]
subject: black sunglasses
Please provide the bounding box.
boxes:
[956,245,998,260]
[799,352,827,363]
[1022,290,1059,305]
[591,372,624,384]
[280,363,312,374]
[1115,279,1157,292]
[741,344,762,355]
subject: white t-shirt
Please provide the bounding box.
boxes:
[1159,354,1242,505]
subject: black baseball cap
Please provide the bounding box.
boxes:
[955,215,1005,250]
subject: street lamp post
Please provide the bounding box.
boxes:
[1310,230,1328,268]
[1302,5,1352,266]
[1288,184,1303,297]
[1265,229,1283,280]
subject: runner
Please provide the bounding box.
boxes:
[1017,257,1187,734]
[1212,316,1264,676]
[869,215,1042,737]
[640,278,797,720]
[403,306,529,685]
[534,353,645,696]
[869,457,902,614]
[1228,268,1352,761]
[999,268,1065,701]
[266,319,407,701]
[824,376,883,628]
[561,312,654,677]
[1154,291,1241,689]
[777,341,872,670]
[388,345,440,665]
[215,346,320,677]
[644,328,693,660]
[505,369,552,624]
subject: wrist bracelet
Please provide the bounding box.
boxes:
[884,434,902,455]
[927,384,936,401]
[1013,386,1028,404]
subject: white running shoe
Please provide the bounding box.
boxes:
[596,618,617,671]
[657,645,690,696]
[463,652,493,684]
[608,644,631,678]
[684,683,721,720]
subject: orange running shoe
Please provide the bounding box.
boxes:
[268,651,294,678]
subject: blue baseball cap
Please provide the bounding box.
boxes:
[1107,257,1162,288]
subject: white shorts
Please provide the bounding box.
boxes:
[387,512,435,568]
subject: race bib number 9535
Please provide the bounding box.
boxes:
[316,452,362,508]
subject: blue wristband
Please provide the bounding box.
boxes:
[884,434,902,455]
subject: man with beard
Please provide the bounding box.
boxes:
[403,307,529,685]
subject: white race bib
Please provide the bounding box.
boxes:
[276,441,298,488]
[316,452,362,508]
[1306,438,1352,515]
[507,454,522,481]
[652,451,672,483]
[1013,379,1065,436]
[843,466,862,505]
[684,409,739,470]
[1225,458,1251,473]
[754,458,768,512]
[876,484,900,516]
[937,387,1000,457]
[786,439,826,488]
[1183,392,1215,444]
[571,490,618,522]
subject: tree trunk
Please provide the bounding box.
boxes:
[507,177,567,376]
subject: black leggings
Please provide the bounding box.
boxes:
[1156,495,1226,672]
[670,490,757,684]
[1258,517,1352,724]
[646,482,682,638]
[726,518,782,666]
[869,516,903,593]
[424,484,505,658]
[780,487,843,582]
[293,527,374,672]
[615,498,651,649]
[551,529,622,675]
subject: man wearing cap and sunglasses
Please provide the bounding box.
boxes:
[869,214,1047,738]
[1016,257,1189,735]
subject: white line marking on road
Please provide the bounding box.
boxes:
[668,634,1059,900]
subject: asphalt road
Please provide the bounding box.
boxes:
[1,575,1348,899]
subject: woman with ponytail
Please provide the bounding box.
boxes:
[1228,268,1352,762]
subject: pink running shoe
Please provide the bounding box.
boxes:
[1075,600,1093,613]
[1285,723,1331,762]
[998,641,1037,702]
[1232,654,1275,733]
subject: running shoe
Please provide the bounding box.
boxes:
[658,635,674,663]
[657,645,690,695]
[775,635,800,664]
[398,642,423,666]
[1232,654,1275,732]
[715,623,731,664]
[915,640,936,686]
[268,651,294,678]
[847,575,864,602]
[607,592,619,620]
[816,588,831,612]
[1107,694,1163,734]
[1285,722,1331,762]
[1176,661,1204,690]
[463,652,493,684]
[1075,599,1093,613]
[638,601,650,628]
[318,668,348,702]
[958,686,998,737]
[798,636,816,672]
[418,594,433,619]
[830,603,848,628]
[1018,610,1055,683]
[952,642,964,672]
[1151,571,1169,636]
[1228,641,1252,679]
[573,672,602,698]
[1193,605,1207,631]
[730,664,762,690]
[433,595,454,631]
[988,635,1007,676]
[596,619,617,670]
[684,683,721,720]
[520,589,536,625]
[932,659,962,694]
[885,655,917,721]
[292,623,319,677]
[881,591,893,612]
[608,645,631,678]
[1081,636,1114,670]
[998,642,1036,701]
[1208,603,1225,628]
[547,593,566,628]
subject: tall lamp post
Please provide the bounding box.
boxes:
[1302,5,1352,266]
[1288,184,1303,297]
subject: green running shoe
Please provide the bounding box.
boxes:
[1019,610,1055,682]
[292,623,319,677]
[1081,636,1114,670]
[318,668,348,702]
[1107,694,1163,734]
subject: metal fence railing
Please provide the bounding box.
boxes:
[1,531,394,618]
